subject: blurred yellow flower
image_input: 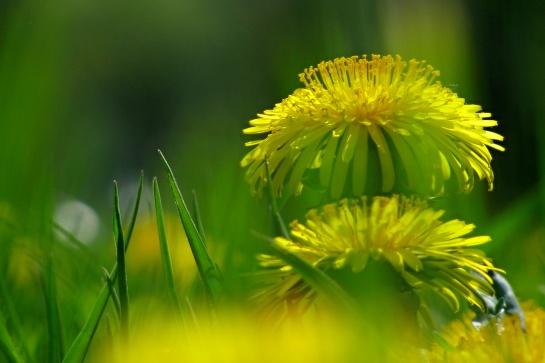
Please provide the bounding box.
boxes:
[241,55,503,199]
[1,203,41,287]
[6,237,41,287]
[426,301,545,362]
[127,213,198,290]
[99,309,423,363]
[255,196,498,323]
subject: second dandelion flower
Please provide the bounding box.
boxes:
[254,195,499,326]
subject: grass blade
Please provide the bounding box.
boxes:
[153,177,187,335]
[265,157,290,240]
[0,278,31,363]
[258,233,359,316]
[123,171,144,248]
[45,255,64,362]
[0,309,23,363]
[62,285,110,363]
[102,268,121,319]
[52,222,98,259]
[113,181,129,352]
[185,297,201,333]
[191,190,207,246]
[158,150,223,306]
[63,176,143,363]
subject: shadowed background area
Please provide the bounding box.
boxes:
[0,0,544,355]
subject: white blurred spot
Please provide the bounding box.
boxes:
[54,199,100,245]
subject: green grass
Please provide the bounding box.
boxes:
[153,177,187,335]
[158,150,223,309]
[0,148,541,362]
[1,2,543,360]
[62,175,143,363]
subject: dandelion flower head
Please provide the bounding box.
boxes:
[242,55,504,199]
[426,301,545,362]
[256,195,497,321]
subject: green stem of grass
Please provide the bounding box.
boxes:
[0,309,23,363]
[257,233,358,317]
[264,157,290,240]
[158,150,223,308]
[51,222,97,259]
[62,282,110,363]
[113,181,129,352]
[153,178,188,336]
[0,278,31,363]
[45,255,64,363]
[123,170,144,245]
[102,268,121,319]
[191,190,207,247]
[63,174,143,363]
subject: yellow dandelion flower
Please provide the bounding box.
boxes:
[255,195,498,322]
[98,309,422,363]
[241,55,504,199]
[426,301,545,362]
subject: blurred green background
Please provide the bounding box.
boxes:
[0,0,544,358]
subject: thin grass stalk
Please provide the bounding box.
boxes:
[123,170,144,246]
[185,297,201,333]
[0,278,31,363]
[63,174,143,363]
[153,178,188,336]
[45,255,64,362]
[256,233,359,317]
[102,268,121,319]
[0,309,23,363]
[264,156,290,240]
[113,181,129,353]
[62,285,110,363]
[191,190,207,247]
[158,150,223,307]
[52,222,98,259]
